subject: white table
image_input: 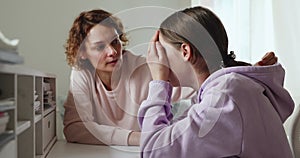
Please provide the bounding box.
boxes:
[47,140,140,158]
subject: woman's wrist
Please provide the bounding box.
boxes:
[127,131,140,146]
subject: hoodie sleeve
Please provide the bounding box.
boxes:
[138,80,243,158]
[63,70,131,145]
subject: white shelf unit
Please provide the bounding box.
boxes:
[0,63,56,158]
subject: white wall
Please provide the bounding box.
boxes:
[0,0,191,101]
[0,0,191,140]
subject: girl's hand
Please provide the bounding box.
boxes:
[146,31,170,81]
[254,51,278,66]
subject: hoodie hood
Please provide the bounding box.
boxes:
[201,63,295,122]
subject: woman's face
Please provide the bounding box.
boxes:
[83,24,122,73]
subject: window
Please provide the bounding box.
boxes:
[192,0,275,63]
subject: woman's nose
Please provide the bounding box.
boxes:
[106,45,117,56]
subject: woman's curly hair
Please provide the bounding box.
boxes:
[64,9,128,69]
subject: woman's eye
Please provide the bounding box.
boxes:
[96,45,106,51]
[111,39,120,45]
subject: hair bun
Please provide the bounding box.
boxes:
[228,51,236,59]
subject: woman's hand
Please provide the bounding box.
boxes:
[128,131,140,146]
[254,51,278,66]
[147,31,170,81]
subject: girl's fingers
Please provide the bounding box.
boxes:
[149,41,157,57]
[155,41,164,56]
[148,31,160,57]
[151,30,159,42]
[156,41,170,68]
[260,52,277,65]
[265,57,278,65]
[262,52,275,61]
[261,52,272,59]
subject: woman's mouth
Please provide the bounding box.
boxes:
[107,59,118,65]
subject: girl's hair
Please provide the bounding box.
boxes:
[159,6,251,69]
[64,9,128,69]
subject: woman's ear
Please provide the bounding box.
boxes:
[79,51,87,60]
[180,43,192,61]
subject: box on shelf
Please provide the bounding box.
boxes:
[0,112,9,135]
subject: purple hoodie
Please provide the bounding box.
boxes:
[138,63,294,158]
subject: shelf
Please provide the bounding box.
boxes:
[1,63,57,158]
[0,131,14,149]
[0,99,15,112]
[35,155,43,158]
[43,136,56,156]
[0,105,16,112]
[44,106,55,117]
[0,63,55,77]
[16,121,31,135]
[34,114,42,123]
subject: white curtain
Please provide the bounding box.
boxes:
[192,0,273,62]
[192,0,299,103]
[193,0,300,155]
[272,1,300,104]
[194,0,251,62]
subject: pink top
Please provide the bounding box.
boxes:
[63,51,195,145]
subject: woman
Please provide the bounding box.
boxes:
[138,6,294,157]
[63,9,196,146]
